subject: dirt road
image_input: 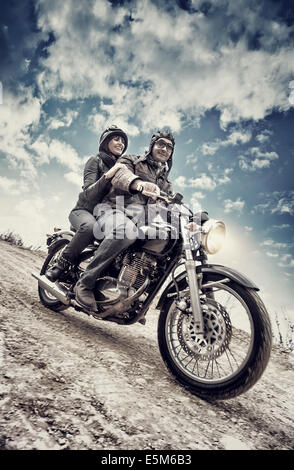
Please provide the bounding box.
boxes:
[0,239,293,450]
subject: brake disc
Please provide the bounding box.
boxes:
[177,298,232,361]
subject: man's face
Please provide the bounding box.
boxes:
[151,138,173,163]
[107,135,125,156]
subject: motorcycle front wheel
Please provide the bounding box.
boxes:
[157,273,272,400]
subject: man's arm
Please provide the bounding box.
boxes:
[110,155,161,200]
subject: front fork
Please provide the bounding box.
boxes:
[185,259,205,336]
[180,214,205,336]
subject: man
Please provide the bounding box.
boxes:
[74,130,175,312]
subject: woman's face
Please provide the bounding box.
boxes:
[108,135,125,156]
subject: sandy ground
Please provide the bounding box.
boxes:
[0,239,293,451]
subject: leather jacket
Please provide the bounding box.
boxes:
[101,153,173,210]
[72,151,117,213]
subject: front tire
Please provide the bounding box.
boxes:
[157,273,272,400]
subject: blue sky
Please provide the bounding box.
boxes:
[0,0,294,330]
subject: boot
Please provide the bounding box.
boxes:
[74,280,98,312]
[45,255,72,282]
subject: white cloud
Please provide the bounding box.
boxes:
[224,197,245,214]
[279,254,294,269]
[200,141,221,156]
[217,168,233,185]
[189,174,217,191]
[174,175,188,188]
[266,252,279,258]
[254,191,294,216]
[249,148,278,160]
[271,224,291,230]
[272,194,294,215]
[256,130,272,144]
[88,110,140,137]
[34,0,294,132]
[48,108,78,130]
[191,191,205,200]
[200,129,252,156]
[31,137,83,174]
[227,130,252,145]
[31,137,50,165]
[0,176,29,196]
[64,171,82,187]
[174,168,232,192]
[0,196,47,248]
[239,147,279,172]
[190,191,206,210]
[48,139,81,172]
[260,239,288,249]
[0,87,41,181]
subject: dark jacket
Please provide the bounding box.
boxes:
[72,151,117,213]
[102,153,173,209]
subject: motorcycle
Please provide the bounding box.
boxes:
[32,192,272,400]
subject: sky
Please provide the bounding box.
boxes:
[0,0,294,333]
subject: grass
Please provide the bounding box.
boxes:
[0,230,41,251]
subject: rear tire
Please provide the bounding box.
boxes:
[38,240,70,312]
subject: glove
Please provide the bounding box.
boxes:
[104,163,126,180]
[140,181,161,200]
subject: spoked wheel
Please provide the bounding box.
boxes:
[158,273,272,400]
[38,241,71,312]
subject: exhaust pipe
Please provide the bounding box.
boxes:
[31,272,71,305]
[32,272,149,321]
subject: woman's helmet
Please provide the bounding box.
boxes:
[99,125,128,153]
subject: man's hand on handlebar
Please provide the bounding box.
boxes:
[141,181,161,200]
[131,180,161,200]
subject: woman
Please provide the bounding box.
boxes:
[46,125,128,282]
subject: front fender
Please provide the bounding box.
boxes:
[156,263,259,310]
[200,264,259,290]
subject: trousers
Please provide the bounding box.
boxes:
[80,207,138,289]
[62,209,96,263]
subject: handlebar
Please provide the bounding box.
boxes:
[144,191,183,204]
[142,190,208,220]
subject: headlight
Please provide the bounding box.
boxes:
[201,219,226,254]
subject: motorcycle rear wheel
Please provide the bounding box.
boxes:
[38,240,70,312]
[157,273,272,400]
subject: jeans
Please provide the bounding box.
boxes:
[80,207,138,289]
[62,209,96,263]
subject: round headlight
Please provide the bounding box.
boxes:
[201,219,226,254]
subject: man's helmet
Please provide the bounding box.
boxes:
[149,130,175,152]
[147,130,175,172]
[99,125,128,153]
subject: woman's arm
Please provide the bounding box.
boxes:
[83,161,127,203]
[110,155,141,192]
[83,156,101,190]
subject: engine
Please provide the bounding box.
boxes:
[94,251,158,306]
[118,251,158,290]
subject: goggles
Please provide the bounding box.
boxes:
[155,139,174,153]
